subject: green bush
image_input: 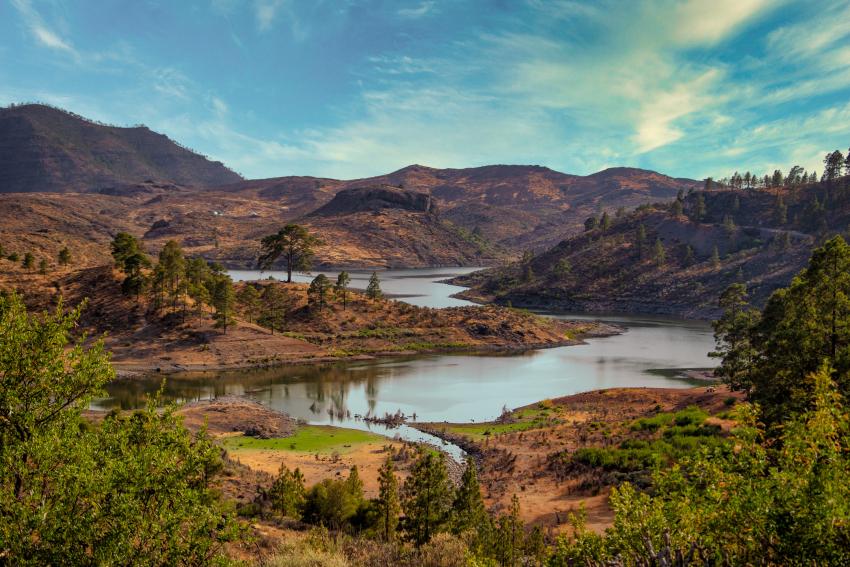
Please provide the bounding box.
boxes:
[724,396,738,406]
[236,503,262,518]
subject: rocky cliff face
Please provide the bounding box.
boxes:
[308,185,439,217]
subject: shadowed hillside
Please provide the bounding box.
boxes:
[0,104,242,193]
[452,178,850,318]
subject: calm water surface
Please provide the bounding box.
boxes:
[95,268,717,455]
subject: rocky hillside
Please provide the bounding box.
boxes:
[295,186,504,268]
[452,179,849,318]
[0,104,242,193]
[209,165,700,252]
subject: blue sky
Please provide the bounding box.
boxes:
[2,0,849,181]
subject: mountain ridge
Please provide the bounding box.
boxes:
[0,104,243,193]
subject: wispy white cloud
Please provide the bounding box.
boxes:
[672,0,785,45]
[10,0,81,61]
[397,2,437,19]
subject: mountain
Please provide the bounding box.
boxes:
[451,179,848,318]
[140,185,506,269]
[0,104,242,193]
[202,164,700,251]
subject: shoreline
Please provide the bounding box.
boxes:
[109,323,626,377]
[446,285,722,321]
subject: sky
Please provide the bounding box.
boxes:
[1,0,849,181]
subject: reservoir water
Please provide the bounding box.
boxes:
[95,267,717,456]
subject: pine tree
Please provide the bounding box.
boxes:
[346,465,364,499]
[334,271,351,310]
[600,211,611,230]
[188,283,210,328]
[211,276,237,333]
[550,258,571,279]
[158,240,186,315]
[710,246,721,269]
[260,283,289,334]
[723,215,737,243]
[584,216,599,231]
[236,285,262,323]
[376,456,400,542]
[58,247,72,270]
[772,231,792,255]
[690,192,706,224]
[615,205,627,218]
[494,494,524,567]
[652,238,666,267]
[452,458,488,537]
[669,200,683,218]
[22,252,35,273]
[733,195,740,212]
[258,223,323,283]
[522,265,535,283]
[677,188,685,201]
[0,241,5,260]
[366,271,383,301]
[635,224,646,259]
[709,284,759,391]
[38,258,49,277]
[401,452,454,547]
[307,273,332,312]
[269,463,306,518]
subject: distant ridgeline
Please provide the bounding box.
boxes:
[0,103,243,193]
[453,149,850,319]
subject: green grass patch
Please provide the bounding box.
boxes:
[630,405,708,432]
[222,425,385,455]
[571,433,728,472]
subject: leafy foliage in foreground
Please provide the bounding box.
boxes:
[553,367,850,566]
[0,293,246,565]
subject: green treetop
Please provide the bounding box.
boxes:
[651,238,666,267]
[709,246,721,268]
[307,273,333,311]
[37,258,49,276]
[0,293,246,563]
[58,246,72,270]
[584,216,599,232]
[236,284,262,324]
[366,271,383,301]
[269,463,306,519]
[22,252,35,272]
[376,456,400,542]
[334,271,351,310]
[669,200,683,218]
[451,458,489,538]
[210,275,237,333]
[709,284,760,391]
[258,223,322,283]
[401,452,454,547]
[690,192,706,224]
[110,232,144,271]
[600,211,611,230]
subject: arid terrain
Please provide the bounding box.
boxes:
[0,260,616,374]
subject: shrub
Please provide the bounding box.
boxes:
[724,396,738,406]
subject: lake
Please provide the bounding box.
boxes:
[95,267,717,456]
